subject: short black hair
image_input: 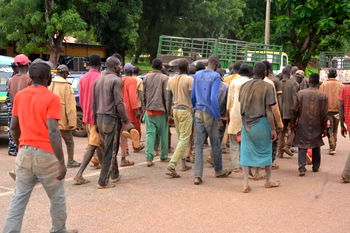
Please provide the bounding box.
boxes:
[112,53,123,64]
[309,73,320,84]
[133,66,140,75]
[329,68,337,78]
[216,68,226,77]
[152,59,163,70]
[29,63,51,80]
[208,55,219,66]
[282,67,291,77]
[291,66,298,75]
[233,61,242,72]
[196,61,205,71]
[261,60,272,73]
[248,66,254,78]
[188,65,196,75]
[239,63,250,76]
[178,59,189,73]
[286,65,292,70]
[253,62,266,77]
[89,54,101,66]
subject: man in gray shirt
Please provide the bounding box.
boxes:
[93,56,134,189]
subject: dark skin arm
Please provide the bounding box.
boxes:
[340,100,347,138]
[266,105,277,142]
[47,118,67,180]
[166,90,173,124]
[10,115,20,147]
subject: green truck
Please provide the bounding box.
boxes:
[0,55,14,133]
[157,35,288,75]
[319,51,350,83]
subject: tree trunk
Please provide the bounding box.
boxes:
[49,44,60,68]
[293,53,307,71]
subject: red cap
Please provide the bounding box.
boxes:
[14,54,30,66]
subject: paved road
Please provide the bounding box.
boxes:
[0,124,349,232]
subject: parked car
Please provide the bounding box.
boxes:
[67,74,87,137]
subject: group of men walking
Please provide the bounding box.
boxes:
[3,52,350,232]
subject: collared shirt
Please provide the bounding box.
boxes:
[167,74,193,112]
[92,70,129,123]
[339,85,350,130]
[8,73,32,104]
[281,78,299,119]
[292,88,328,149]
[143,70,168,113]
[191,70,221,120]
[227,76,250,134]
[79,69,101,124]
[319,78,344,112]
[239,79,276,130]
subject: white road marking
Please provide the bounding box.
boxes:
[0,159,160,197]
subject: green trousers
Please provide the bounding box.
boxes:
[145,113,168,161]
[169,109,193,169]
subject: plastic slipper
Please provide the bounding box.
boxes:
[111,175,122,183]
[73,177,90,185]
[122,131,132,139]
[341,175,350,183]
[242,186,251,193]
[97,183,115,189]
[265,181,280,188]
[166,173,181,178]
[216,170,232,178]
[181,166,192,172]
[121,160,134,167]
[252,174,265,180]
[130,129,140,149]
[194,177,202,185]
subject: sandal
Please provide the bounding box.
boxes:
[194,177,202,185]
[73,177,90,185]
[111,175,122,183]
[181,166,192,172]
[215,169,232,178]
[242,186,251,193]
[341,175,350,183]
[265,181,280,188]
[121,160,134,167]
[252,174,265,180]
[147,161,154,167]
[166,166,181,178]
[97,183,115,189]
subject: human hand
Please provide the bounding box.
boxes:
[271,130,277,142]
[341,126,348,138]
[56,161,67,180]
[277,127,283,133]
[168,116,173,125]
[217,120,224,131]
[321,129,327,138]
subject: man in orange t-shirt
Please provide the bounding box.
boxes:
[3,60,77,233]
[223,61,242,85]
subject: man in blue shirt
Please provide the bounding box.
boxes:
[191,55,232,185]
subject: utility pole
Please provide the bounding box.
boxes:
[265,0,271,45]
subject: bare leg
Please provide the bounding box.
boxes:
[242,166,250,190]
[75,145,96,181]
[265,165,280,188]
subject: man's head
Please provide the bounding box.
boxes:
[276,72,283,81]
[29,60,52,86]
[207,55,220,71]
[11,62,18,76]
[106,56,121,75]
[124,63,135,76]
[178,59,189,74]
[248,66,254,78]
[216,68,226,79]
[232,61,242,74]
[133,66,140,76]
[282,67,291,80]
[328,68,337,79]
[228,64,235,74]
[291,66,298,76]
[56,65,70,79]
[112,53,123,65]
[309,73,320,86]
[89,54,101,70]
[253,62,267,79]
[238,63,250,77]
[152,59,162,71]
[261,60,272,76]
[286,65,292,70]
[188,65,196,75]
[196,61,206,71]
[14,54,30,74]
[295,70,305,84]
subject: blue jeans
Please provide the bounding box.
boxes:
[194,110,223,177]
[3,146,67,233]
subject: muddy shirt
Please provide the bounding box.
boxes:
[292,89,328,149]
[239,79,276,130]
[281,79,298,119]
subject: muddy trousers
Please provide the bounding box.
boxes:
[60,130,74,162]
[327,112,339,150]
[298,147,321,172]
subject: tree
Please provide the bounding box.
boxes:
[78,0,142,61]
[0,0,86,67]
[275,0,350,70]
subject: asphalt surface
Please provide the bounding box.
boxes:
[0,124,349,233]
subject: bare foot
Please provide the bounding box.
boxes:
[97,183,115,189]
[73,176,90,185]
[265,180,280,188]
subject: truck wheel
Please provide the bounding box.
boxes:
[73,111,87,137]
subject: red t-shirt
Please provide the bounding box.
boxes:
[12,85,61,153]
[339,85,350,131]
[122,76,139,122]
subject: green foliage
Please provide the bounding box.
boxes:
[71,27,100,45]
[0,0,86,55]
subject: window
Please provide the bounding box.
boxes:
[283,55,288,66]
